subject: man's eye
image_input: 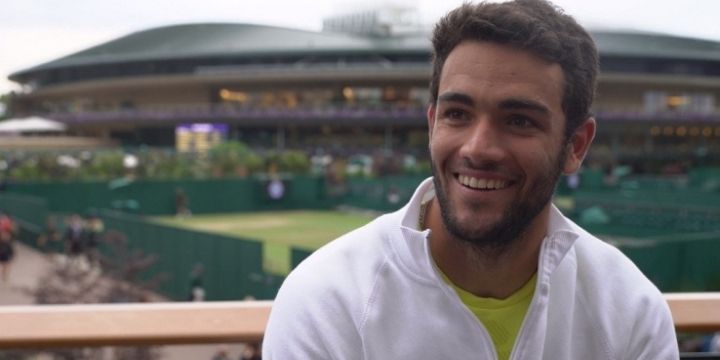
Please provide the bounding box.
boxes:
[442,109,469,121]
[507,115,536,128]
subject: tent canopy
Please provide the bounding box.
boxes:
[0,116,67,133]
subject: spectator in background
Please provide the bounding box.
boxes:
[187,262,205,301]
[64,214,85,258]
[211,347,231,360]
[711,333,720,352]
[175,187,191,217]
[84,212,104,266]
[0,211,17,282]
[36,215,60,254]
[240,343,261,360]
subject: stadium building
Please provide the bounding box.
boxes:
[7,10,720,172]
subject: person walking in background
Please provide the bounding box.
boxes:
[263,1,678,359]
[175,187,191,217]
[187,262,206,301]
[36,215,60,255]
[83,211,104,266]
[64,214,85,258]
[0,211,17,283]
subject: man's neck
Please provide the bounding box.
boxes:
[426,199,550,299]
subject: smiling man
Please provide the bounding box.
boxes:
[263,1,678,359]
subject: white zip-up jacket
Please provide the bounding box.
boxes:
[264,178,679,359]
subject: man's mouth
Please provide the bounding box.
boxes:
[457,174,510,190]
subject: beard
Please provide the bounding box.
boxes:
[431,146,567,254]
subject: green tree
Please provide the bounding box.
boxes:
[0,93,8,119]
[208,141,262,177]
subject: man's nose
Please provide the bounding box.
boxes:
[458,118,507,163]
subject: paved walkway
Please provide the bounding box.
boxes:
[0,243,247,359]
[0,242,52,305]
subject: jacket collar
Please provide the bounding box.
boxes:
[393,177,580,284]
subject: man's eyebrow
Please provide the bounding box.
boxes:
[438,93,551,116]
[437,92,475,107]
[498,98,550,115]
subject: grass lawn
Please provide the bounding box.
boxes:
[153,210,377,275]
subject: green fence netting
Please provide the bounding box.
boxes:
[2,174,719,295]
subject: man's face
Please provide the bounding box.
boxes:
[428,41,585,250]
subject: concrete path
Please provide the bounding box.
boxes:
[0,243,248,359]
[0,242,53,305]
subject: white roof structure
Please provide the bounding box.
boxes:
[0,116,67,133]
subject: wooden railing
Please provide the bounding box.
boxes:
[0,301,271,349]
[0,294,718,349]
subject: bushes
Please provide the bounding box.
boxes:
[266,150,311,175]
[208,141,263,177]
[0,142,313,182]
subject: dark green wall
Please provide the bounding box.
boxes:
[4,176,330,215]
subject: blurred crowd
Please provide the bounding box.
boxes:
[35,212,105,268]
[0,211,17,282]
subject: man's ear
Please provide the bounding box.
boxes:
[563,117,596,175]
[427,103,437,139]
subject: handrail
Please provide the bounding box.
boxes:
[666,293,720,333]
[0,301,271,349]
[0,294,718,349]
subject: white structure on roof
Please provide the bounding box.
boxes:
[0,116,66,134]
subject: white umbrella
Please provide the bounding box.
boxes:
[0,116,67,133]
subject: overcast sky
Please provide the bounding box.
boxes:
[2,0,720,94]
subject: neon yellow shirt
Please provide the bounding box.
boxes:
[443,272,537,360]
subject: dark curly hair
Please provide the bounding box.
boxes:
[430,0,599,139]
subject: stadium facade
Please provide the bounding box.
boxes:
[7,12,720,172]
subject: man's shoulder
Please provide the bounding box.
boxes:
[277,211,400,300]
[566,221,670,325]
[572,224,654,287]
[264,211,406,359]
[564,222,677,357]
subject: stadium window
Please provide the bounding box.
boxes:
[689,127,700,137]
[663,126,674,136]
[409,87,430,105]
[219,89,249,103]
[343,87,355,101]
[650,126,661,136]
[644,91,714,113]
[676,126,687,137]
[260,92,276,108]
[643,91,666,112]
[280,91,298,108]
[383,87,397,101]
[666,95,689,110]
[702,127,712,137]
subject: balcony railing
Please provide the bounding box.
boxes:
[38,105,720,126]
[47,104,428,126]
[0,293,718,349]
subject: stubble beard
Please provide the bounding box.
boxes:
[430,146,567,256]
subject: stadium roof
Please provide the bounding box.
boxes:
[591,30,720,61]
[9,23,430,80]
[9,23,720,83]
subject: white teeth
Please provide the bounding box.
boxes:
[458,175,508,190]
